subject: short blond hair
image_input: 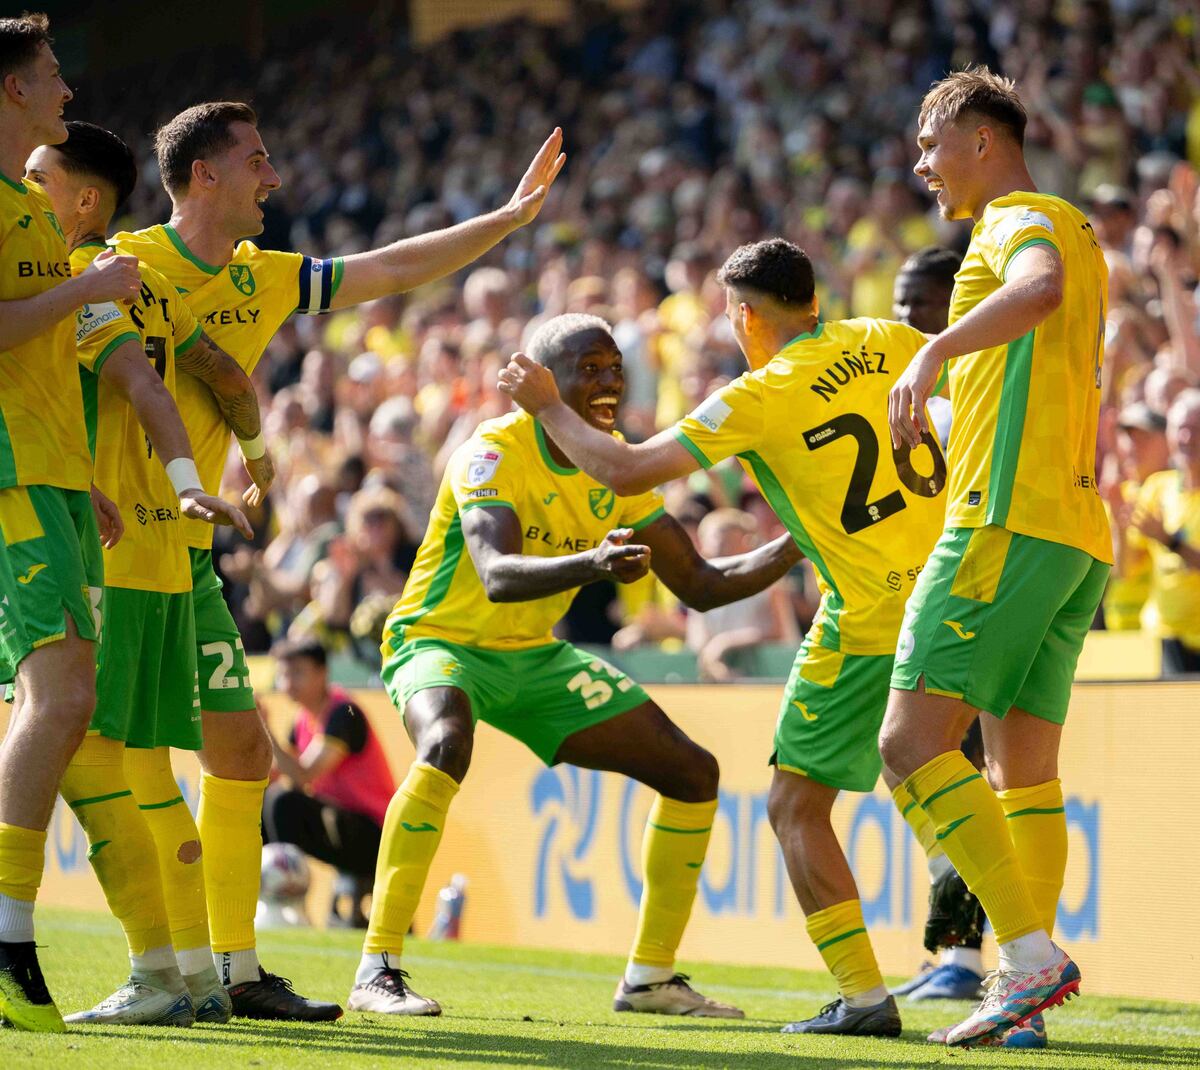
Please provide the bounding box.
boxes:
[919,66,1026,145]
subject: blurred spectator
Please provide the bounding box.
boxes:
[292,487,417,658]
[686,509,799,682]
[262,639,396,924]
[1121,392,1200,673]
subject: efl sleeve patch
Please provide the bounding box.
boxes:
[466,449,503,487]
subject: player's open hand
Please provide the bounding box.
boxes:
[79,247,142,305]
[181,492,254,540]
[242,450,276,507]
[90,484,123,549]
[506,128,566,227]
[889,340,943,450]
[591,528,651,584]
[498,352,560,413]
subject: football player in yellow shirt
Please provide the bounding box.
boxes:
[27,121,268,1027]
[883,68,1111,1047]
[355,312,800,1019]
[0,14,145,1032]
[884,246,994,1012]
[113,101,564,1020]
[500,239,947,1038]
[1127,390,1200,671]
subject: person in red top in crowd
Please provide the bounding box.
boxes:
[263,638,396,922]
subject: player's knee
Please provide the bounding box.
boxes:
[245,720,273,778]
[676,746,719,802]
[50,677,97,744]
[878,718,914,780]
[416,721,473,782]
[767,775,828,834]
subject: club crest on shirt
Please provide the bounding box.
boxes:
[467,449,502,486]
[589,487,615,520]
[228,264,256,296]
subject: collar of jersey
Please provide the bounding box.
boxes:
[534,419,579,475]
[0,170,26,194]
[163,223,223,275]
[786,320,825,345]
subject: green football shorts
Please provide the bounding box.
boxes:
[890,525,1110,724]
[382,637,650,766]
[772,638,893,793]
[92,586,202,750]
[190,547,255,713]
[0,485,102,684]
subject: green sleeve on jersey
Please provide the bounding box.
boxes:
[628,506,666,531]
[331,257,344,300]
[1001,237,1059,281]
[673,428,713,470]
[459,498,515,514]
[175,321,203,356]
[91,331,140,376]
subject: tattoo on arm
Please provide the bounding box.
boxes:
[176,332,262,440]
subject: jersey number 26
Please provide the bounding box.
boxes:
[804,412,946,535]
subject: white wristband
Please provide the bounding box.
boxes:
[238,431,266,460]
[166,457,203,496]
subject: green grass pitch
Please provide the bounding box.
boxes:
[10,908,1198,1068]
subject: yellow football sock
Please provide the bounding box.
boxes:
[998,779,1066,938]
[628,796,716,969]
[364,763,459,956]
[806,899,884,1000]
[126,747,211,955]
[0,822,45,902]
[198,773,268,953]
[906,751,1042,944]
[59,735,170,956]
[890,780,942,860]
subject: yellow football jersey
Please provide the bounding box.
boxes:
[384,410,664,651]
[0,176,91,491]
[71,242,201,593]
[945,192,1111,562]
[1102,480,1150,630]
[1132,471,1200,647]
[111,224,342,549]
[674,318,945,655]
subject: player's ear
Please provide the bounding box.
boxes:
[191,158,214,191]
[2,72,25,104]
[976,125,991,156]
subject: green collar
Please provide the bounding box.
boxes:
[534,419,578,475]
[0,170,27,194]
[164,223,222,274]
[786,320,825,344]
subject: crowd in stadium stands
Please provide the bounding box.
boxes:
[82,0,1200,671]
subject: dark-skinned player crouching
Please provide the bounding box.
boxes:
[348,312,801,1018]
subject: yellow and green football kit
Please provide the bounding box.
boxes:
[1131,471,1200,648]
[113,224,343,711]
[673,317,944,791]
[71,242,202,750]
[381,410,664,764]
[891,192,1112,723]
[0,176,101,682]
